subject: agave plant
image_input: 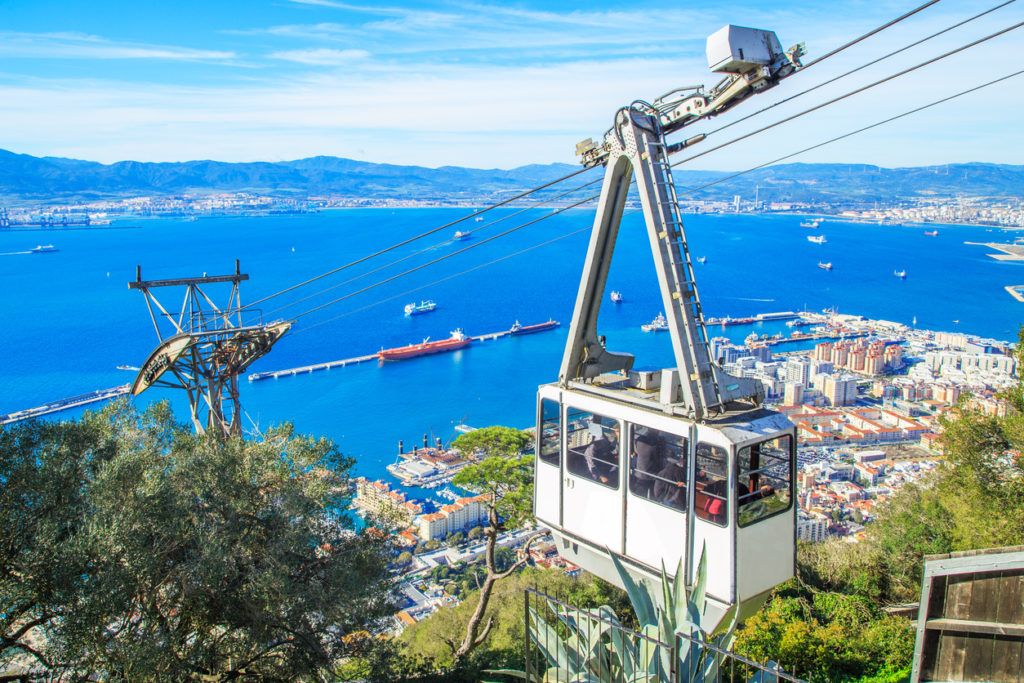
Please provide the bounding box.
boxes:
[485,543,783,683]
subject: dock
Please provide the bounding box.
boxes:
[1,384,131,425]
[248,322,544,382]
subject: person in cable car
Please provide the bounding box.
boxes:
[629,431,663,498]
[582,419,619,485]
[653,455,687,510]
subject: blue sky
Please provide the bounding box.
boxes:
[0,0,1020,169]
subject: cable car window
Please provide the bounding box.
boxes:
[737,435,793,527]
[565,408,620,489]
[538,399,560,467]
[694,442,729,526]
[629,426,687,512]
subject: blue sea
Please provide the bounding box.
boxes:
[2,209,1020,496]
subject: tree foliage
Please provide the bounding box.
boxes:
[0,401,397,680]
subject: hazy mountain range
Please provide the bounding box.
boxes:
[1,148,1021,206]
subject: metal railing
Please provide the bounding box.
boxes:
[517,587,805,683]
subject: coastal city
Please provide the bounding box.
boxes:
[2,191,1023,228]
[342,308,1018,631]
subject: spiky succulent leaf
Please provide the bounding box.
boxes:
[611,550,656,627]
[687,542,708,627]
[529,606,578,673]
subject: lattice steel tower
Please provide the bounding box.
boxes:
[128,260,291,436]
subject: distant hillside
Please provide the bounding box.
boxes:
[1,148,1021,205]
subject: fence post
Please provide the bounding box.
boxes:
[524,589,531,683]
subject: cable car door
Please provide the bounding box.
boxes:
[534,393,563,527]
[562,405,624,555]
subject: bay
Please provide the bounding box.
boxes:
[1,209,1020,494]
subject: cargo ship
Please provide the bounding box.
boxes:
[404,300,437,315]
[510,319,559,335]
[378,329,471,361]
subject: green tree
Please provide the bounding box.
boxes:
[467,525,485,541]
[446,531,465,547]
[0,401,397,680]
[397,551,414,565]
[448,426,538,660]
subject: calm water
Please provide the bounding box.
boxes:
[2,209,1021,490]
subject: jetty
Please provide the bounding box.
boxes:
[1,384,131,425]
[248,321,553,382]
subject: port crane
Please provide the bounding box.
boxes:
[534,25,804,631]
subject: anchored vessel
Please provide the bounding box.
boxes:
[510,319,560,335]
[894,269,907,279]
[30,244,58,253]
[807,234,826,244]
[641,313,669,332]
[819,262,833,270]
[404,300,437,316]
[377,329,471,361]
[454,230,472,240]
[534,24,801,632]
[610,290,624,303]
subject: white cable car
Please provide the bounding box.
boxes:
[534,26,804,631]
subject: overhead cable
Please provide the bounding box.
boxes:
[245,165,593,309]
[707,0,1016,138]
[672,19,1024,168]
[266,176,605,316]
[675,68,1024,199]
[801,0,943,68]
[290,196,597,320]
[293,225,593,335]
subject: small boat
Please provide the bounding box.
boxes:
[807,235,826,244]
[924,230,938,236]
[818,262,832,270]
[404,300,437,316]
[610,291,623,303]
[30,245,58,253]
[641,313,669,332]
[474,216,484,222]
[378,329,471,361]
[696,256,707,264]
[510,319,560,335]
[800,221,819,228]
[894,270,906,279]
[454,230,472,240]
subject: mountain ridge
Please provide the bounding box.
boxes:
[2,148,1022,205]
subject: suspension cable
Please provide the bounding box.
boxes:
[801,0,943,68]
[266,175,605,317]
[289,196,597,320]
[245,165,593,309]
[292,67,1024,333]
[708,0,1016,138]
[670,19,1024,168]
[292,225,593,335]
[674,68,1024,200]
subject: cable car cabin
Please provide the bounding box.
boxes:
[534,24,803,632]
[534,376,795,631]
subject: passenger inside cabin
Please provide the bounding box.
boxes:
[652,456,687,511]
[583,419,619,485]
[629,431,663,498]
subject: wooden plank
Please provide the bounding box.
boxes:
[935,631,967,680]
[1004,573,1024,625]
[969,572,999,622]
[990,635,1022,683]
[926,618,1024,637]
[947,574,974,619]
[962,633,993,682]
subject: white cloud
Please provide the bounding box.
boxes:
[271,48,370,65]
[0,31,235,61]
